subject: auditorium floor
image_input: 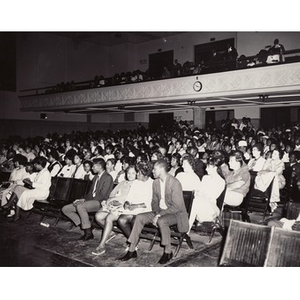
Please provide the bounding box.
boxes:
[0,208,280,267]
[0,211,224,267]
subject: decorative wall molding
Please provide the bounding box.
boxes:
[20,63,300,111]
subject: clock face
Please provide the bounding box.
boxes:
[193,81,202,92]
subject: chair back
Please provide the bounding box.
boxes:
[68,179,89,202]
[265,227,300,267]
[245,176,275,215]
[182,190,194,219]
[285,201,300,220]
[52,177,73,202]
[216,186,227,211]
[0,171,11,184]
[219,220,272,267]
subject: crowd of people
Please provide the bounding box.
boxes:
[1,117,300,264]
[43,38,289,95]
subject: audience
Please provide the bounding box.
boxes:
[1,116,300,264]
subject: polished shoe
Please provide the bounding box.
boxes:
[158,252,173,264]
[118,250,137,261]
[92,247,106,256]
[79,233,94,241]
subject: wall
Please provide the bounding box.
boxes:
[17,33,110,90]
[237,32,300,57]
[234,107,261,129]
[135,32,237,73]
[2,32,300,138]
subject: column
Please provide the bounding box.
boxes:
[193,107,206,129]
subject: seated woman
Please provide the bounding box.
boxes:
[224,151,251,207]
[114,156,135,184]
[262,148,286,189]
[73,152,86,179]
[91,145,104,160]
[117,160,153,239]
[168,153,183,177]
[57,151,76,178]
[0,154,29,207]
[2,156,51,222]
[83,160,94,181]
[248,143,266,173]
[213,150,230,178]
[91,165,138,256]
[47,149,62,177]
[175,154,201,191]
[106,158,118,182]
[188,155,226,231]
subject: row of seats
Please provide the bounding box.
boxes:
[24,172,298,263]
[220,219,300,267]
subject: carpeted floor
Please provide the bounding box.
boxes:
[0,212,223,267]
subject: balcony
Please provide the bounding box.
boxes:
[19,62,300,114]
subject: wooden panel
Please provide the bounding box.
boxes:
[220,220,273,267]
[265,227,300,267]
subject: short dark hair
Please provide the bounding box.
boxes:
[13,154,28,166]
[83,160,93,168]
[136,160,153,177]
[252,143,264,155]
[93,158,106,170]
[154,159,168,171]
[229,150,244,166]
[74,152,84,161]
[125,165,138,181]
[106,158,116,166]
[32,156,48,168]
[171,153,182,166]
[49,149,59,161]
[65,149,76,161]
[212,150,226,165]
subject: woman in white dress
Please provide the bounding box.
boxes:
[188,156,225,231]
[2,156,51,222]
[57,151,76,178]
[175,154,201,191]
[0,154,29,207]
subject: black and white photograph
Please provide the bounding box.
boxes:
[0,1,299,299]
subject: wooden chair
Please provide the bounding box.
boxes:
[32,177,74,224]
[32,178,89,226]
[264,227,300,267]
[219,220,273,267]
[208,186,227,243]
[141,190,194,257]
[192,186,227,243]
[245,176,275,222]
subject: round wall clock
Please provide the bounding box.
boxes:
[193,81,202,92]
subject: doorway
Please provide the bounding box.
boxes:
[149,50,174,79]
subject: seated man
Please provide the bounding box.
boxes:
[119,159,189,265]
[62,158,113,240]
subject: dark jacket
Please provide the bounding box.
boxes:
[85,171,113,202]
[151,174,189,233]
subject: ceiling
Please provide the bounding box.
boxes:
[51,32,183,46]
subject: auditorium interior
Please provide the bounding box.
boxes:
[1,31,300,268]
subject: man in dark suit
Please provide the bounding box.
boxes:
[119,159,189,264]
[62,158,113,240]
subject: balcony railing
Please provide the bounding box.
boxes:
[19,48,300,98]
